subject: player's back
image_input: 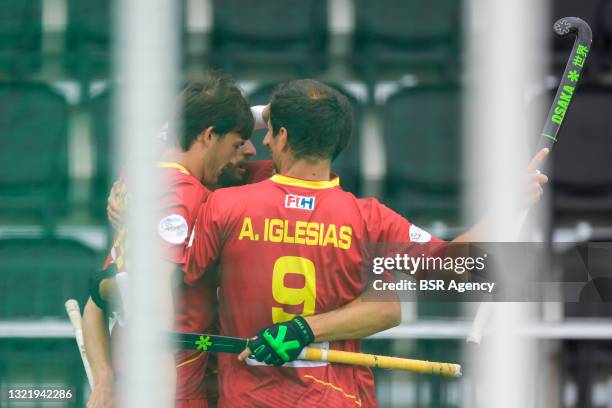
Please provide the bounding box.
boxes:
[216,174,373,337]
[189,174,421,407]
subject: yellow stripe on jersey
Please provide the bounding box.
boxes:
[157,161,190,175]
[270,174,339,189]
[303,375,362,406]
[113,228,127,270]
[175,351,204,368]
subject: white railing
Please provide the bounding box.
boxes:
[3,319,612,340]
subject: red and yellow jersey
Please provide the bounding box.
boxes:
[155,163,218,401]
[104,162,215,400]
[102,160,275,403]
[101,160,274,270]
[185,174,442,407]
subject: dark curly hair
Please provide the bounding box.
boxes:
[170,71,253,151]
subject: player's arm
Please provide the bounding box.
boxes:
[82,297,114,408]
[183,194,225,286]
[304,288,400,342]
[88,262,178,404]
[238,288,400,365]
[453,148,550,243]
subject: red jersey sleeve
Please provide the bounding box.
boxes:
[156,185,193,264]
[183,192,225,286]
[361,197,444,246]
[361,198,447,281]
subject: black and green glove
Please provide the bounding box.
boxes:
[249,316,315,366]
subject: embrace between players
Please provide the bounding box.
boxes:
[82,72,550,408]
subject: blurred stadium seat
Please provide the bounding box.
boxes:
[415,339,462,407]
[65,0,113,86]
[0,237,97,319]
[551,0,612,76]
[0,82,69,230]
[562,340,612,408]
[563,241,612,317]
[381,83,462,225]
[599,0,612,70]
[65,1,187,100]
[539,83,612,320]
[363,338,462,407]
[247,82,363,195]
[353,0,462,86]
[0,0,42,75]
[89,87,114,220]
[332,83,365,196]
[210,0,328,76]
[527,81,612,326]
[548,84,612,214]
[0,339,88,407]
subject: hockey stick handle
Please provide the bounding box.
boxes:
[298,347,462,378]
[65,299,95,389]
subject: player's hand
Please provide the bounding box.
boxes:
[525,148,550,205]
[239,317,314,366]
[107,180,127,231]
[86,375,115,408]
[262,104,270,126]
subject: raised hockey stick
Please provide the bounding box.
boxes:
[466,17,593,345]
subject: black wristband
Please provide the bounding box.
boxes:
[292,316,315,344]
[88,263,118,313]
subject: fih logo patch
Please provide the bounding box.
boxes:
[285,194,315,210]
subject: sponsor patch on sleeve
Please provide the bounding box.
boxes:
[158,214,189,244]
[409,224,431,244]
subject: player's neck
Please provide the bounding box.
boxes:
[159,147,201,179]
[282,158,332,181]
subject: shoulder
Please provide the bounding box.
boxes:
[203,182,262,213]
[158,170,210,224]
[203,180,276,226]
[162,168,202,191]
[355,196,413,227]
[354,196,393,216]
[215,179,274,200]
[354,196,408,235]
[163,170,209,205]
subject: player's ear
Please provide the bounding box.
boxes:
[278,127,289,151]
[198,126,217,147]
